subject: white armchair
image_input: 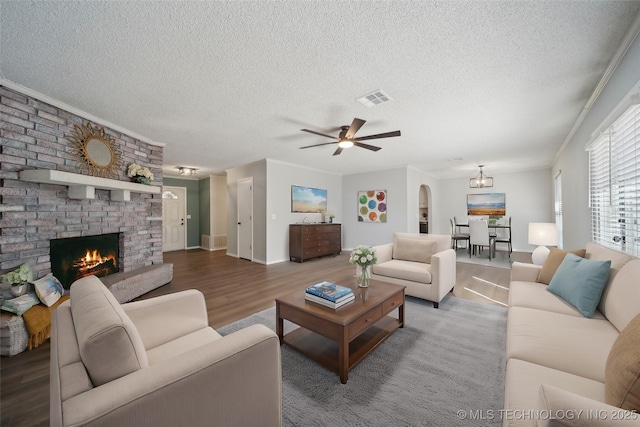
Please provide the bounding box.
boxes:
[368,233,456,308]
[50,275,282,427]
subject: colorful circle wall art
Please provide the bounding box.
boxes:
[358,190,387,223]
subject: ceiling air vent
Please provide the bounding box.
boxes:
[357,89,392,107]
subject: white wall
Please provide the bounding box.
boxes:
[342,167,409,249]
[226,156,577,258]
[438,169,553,251]
[265,159,342,264]
[553,32,640,249]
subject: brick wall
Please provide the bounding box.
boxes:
[0,86,164,280]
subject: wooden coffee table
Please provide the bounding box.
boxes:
[276,276,405,384]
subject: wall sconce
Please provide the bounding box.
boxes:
[469,165,493,188]
[178,167,196,176]
[528,222,558,265]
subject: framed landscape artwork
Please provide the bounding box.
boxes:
[358,190,387,222]
[467,193,506,216]
[291,185,327,213]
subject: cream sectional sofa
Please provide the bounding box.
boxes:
[504,242,640,426]
[50,275,282,427]
[370,233,456,308]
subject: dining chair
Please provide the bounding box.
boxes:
[469,219,496,260]
[494,216,512,257]
[453,216,464,234]
[450,218,470,251]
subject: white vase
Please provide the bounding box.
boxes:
[10,283,28,297]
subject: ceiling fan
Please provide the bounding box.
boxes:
[299,118,401,156]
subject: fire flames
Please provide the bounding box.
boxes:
[73,249,116,274]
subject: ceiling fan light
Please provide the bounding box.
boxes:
[338,140,353,149]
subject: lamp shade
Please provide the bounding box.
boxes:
[528,223,558,246]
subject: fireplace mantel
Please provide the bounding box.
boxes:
[20,169,160,201]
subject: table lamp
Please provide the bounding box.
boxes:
[528,223,558,265]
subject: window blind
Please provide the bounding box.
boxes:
[554,172,563,249]
[588,104,639,256]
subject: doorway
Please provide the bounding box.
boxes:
[162,186,187,252]
[237,178,253,260]
[419,185,429,233]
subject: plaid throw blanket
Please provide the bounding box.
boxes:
[22,295,70,350]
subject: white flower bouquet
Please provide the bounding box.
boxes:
[348,246,377,267]
[2,263,33,287]
[127,163,154,184]
[349,246,377,287]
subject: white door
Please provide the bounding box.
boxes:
[237,178,253,260]
[162,186,187,252]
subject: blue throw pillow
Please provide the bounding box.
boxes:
[547,253,611,318]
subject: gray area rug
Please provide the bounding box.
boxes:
[218,295,507,426]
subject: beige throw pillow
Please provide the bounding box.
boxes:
[537,248,586,285]
[71,275,148,386]
[393,238,436,264]
[605,312,640,411]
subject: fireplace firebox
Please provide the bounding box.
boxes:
[51,233,120,289]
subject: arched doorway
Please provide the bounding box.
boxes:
[419,185,429,233]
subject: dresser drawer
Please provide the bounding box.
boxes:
[319,224,341,234]
[348,305,383,338]
[302,225,324,234]
[325,233,341,242]
[303,240,332,249]
[302,248,324,258]
[383,292,404,314]
[303,234,328,242]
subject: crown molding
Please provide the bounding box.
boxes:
[0,78,165,148]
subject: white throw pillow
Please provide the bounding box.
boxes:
[33,273,63,307]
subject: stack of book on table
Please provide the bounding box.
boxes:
[305,281,354,309]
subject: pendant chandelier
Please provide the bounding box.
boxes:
[469,165,493,188]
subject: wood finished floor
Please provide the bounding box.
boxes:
[0,249,518,426]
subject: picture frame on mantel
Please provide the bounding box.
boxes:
[358,190,387,222]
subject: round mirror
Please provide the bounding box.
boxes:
[85,138,114,167]
[68,123,123,179]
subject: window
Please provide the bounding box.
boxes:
[588,104,640,256]
[554,172,563,249]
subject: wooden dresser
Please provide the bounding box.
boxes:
[289,223,341,263]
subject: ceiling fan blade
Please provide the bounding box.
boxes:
[344,118,366,139]
[299,141,339,149]
[300,129,338,139]
[353,130,401,141]
[353,142,382,152]
[333,147,343,156]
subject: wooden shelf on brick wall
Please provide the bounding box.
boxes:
[19,169,160,201]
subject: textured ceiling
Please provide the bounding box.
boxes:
[2,1,640,179]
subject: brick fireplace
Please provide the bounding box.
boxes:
[50,233,120,289]
[0,85,164,282]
